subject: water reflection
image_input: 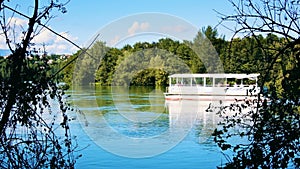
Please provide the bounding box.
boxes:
[71,86,221,159]
[166,99,220,144]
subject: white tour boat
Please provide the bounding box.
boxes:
[164,73,261,101]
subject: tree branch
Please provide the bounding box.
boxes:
[21,0,39,57]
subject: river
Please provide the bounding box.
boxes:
[68,86,227,169]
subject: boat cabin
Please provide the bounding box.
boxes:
[165,73,260,100]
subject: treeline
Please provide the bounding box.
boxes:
[59,26,294,93]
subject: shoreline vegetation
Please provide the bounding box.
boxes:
[0,26,291,96]
[53,26,293,98]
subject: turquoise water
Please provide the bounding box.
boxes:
[70,86,227,169]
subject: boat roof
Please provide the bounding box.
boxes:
[168,73,260,79]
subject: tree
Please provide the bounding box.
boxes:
[0,0,78,168]
[213,0,300,168]
[62,50,82,86]
[95,47,122,85]
[73,41,108,85]
[190,30,223,73]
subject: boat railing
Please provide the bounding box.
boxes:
[169,84,256,88]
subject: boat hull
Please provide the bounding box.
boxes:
[164,94,259,102]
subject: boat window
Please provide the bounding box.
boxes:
[215,78,226,87]
[206,77,213,87]
[227,78,236,87]
[227,78,242,87]
[195,77,204,86]
[191,78,196,86]
[236,79,242,86]
[243,79,256,86]
[170,78,177,85]
[182,78,190,86]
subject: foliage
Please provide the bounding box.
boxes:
[61,51,81,87]
[0,0,77,168]
[63,27,295,90]
[73,41,108,85]
[95,48,121,85]
[213,0,300,168]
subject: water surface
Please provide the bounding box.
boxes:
[70,86,227,169]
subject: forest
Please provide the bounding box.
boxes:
[0,25,293,96]
[58,26,294,97]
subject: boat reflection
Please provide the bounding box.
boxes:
[165,99,221,143]
[72,86,224,157]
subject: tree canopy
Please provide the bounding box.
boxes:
[62,28,293,93]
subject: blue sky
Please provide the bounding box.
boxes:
[55,0,234,44]
[0,0,236,54]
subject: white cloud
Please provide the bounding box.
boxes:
[8,17,27,27]
[0,17,79,54]
[140,22,150,31]
[0,35,8,49]
[128,21,150,36]
[32,29,56,45]
[0,17,27,49]
[109,35,120,46]
[32,29,79,54]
